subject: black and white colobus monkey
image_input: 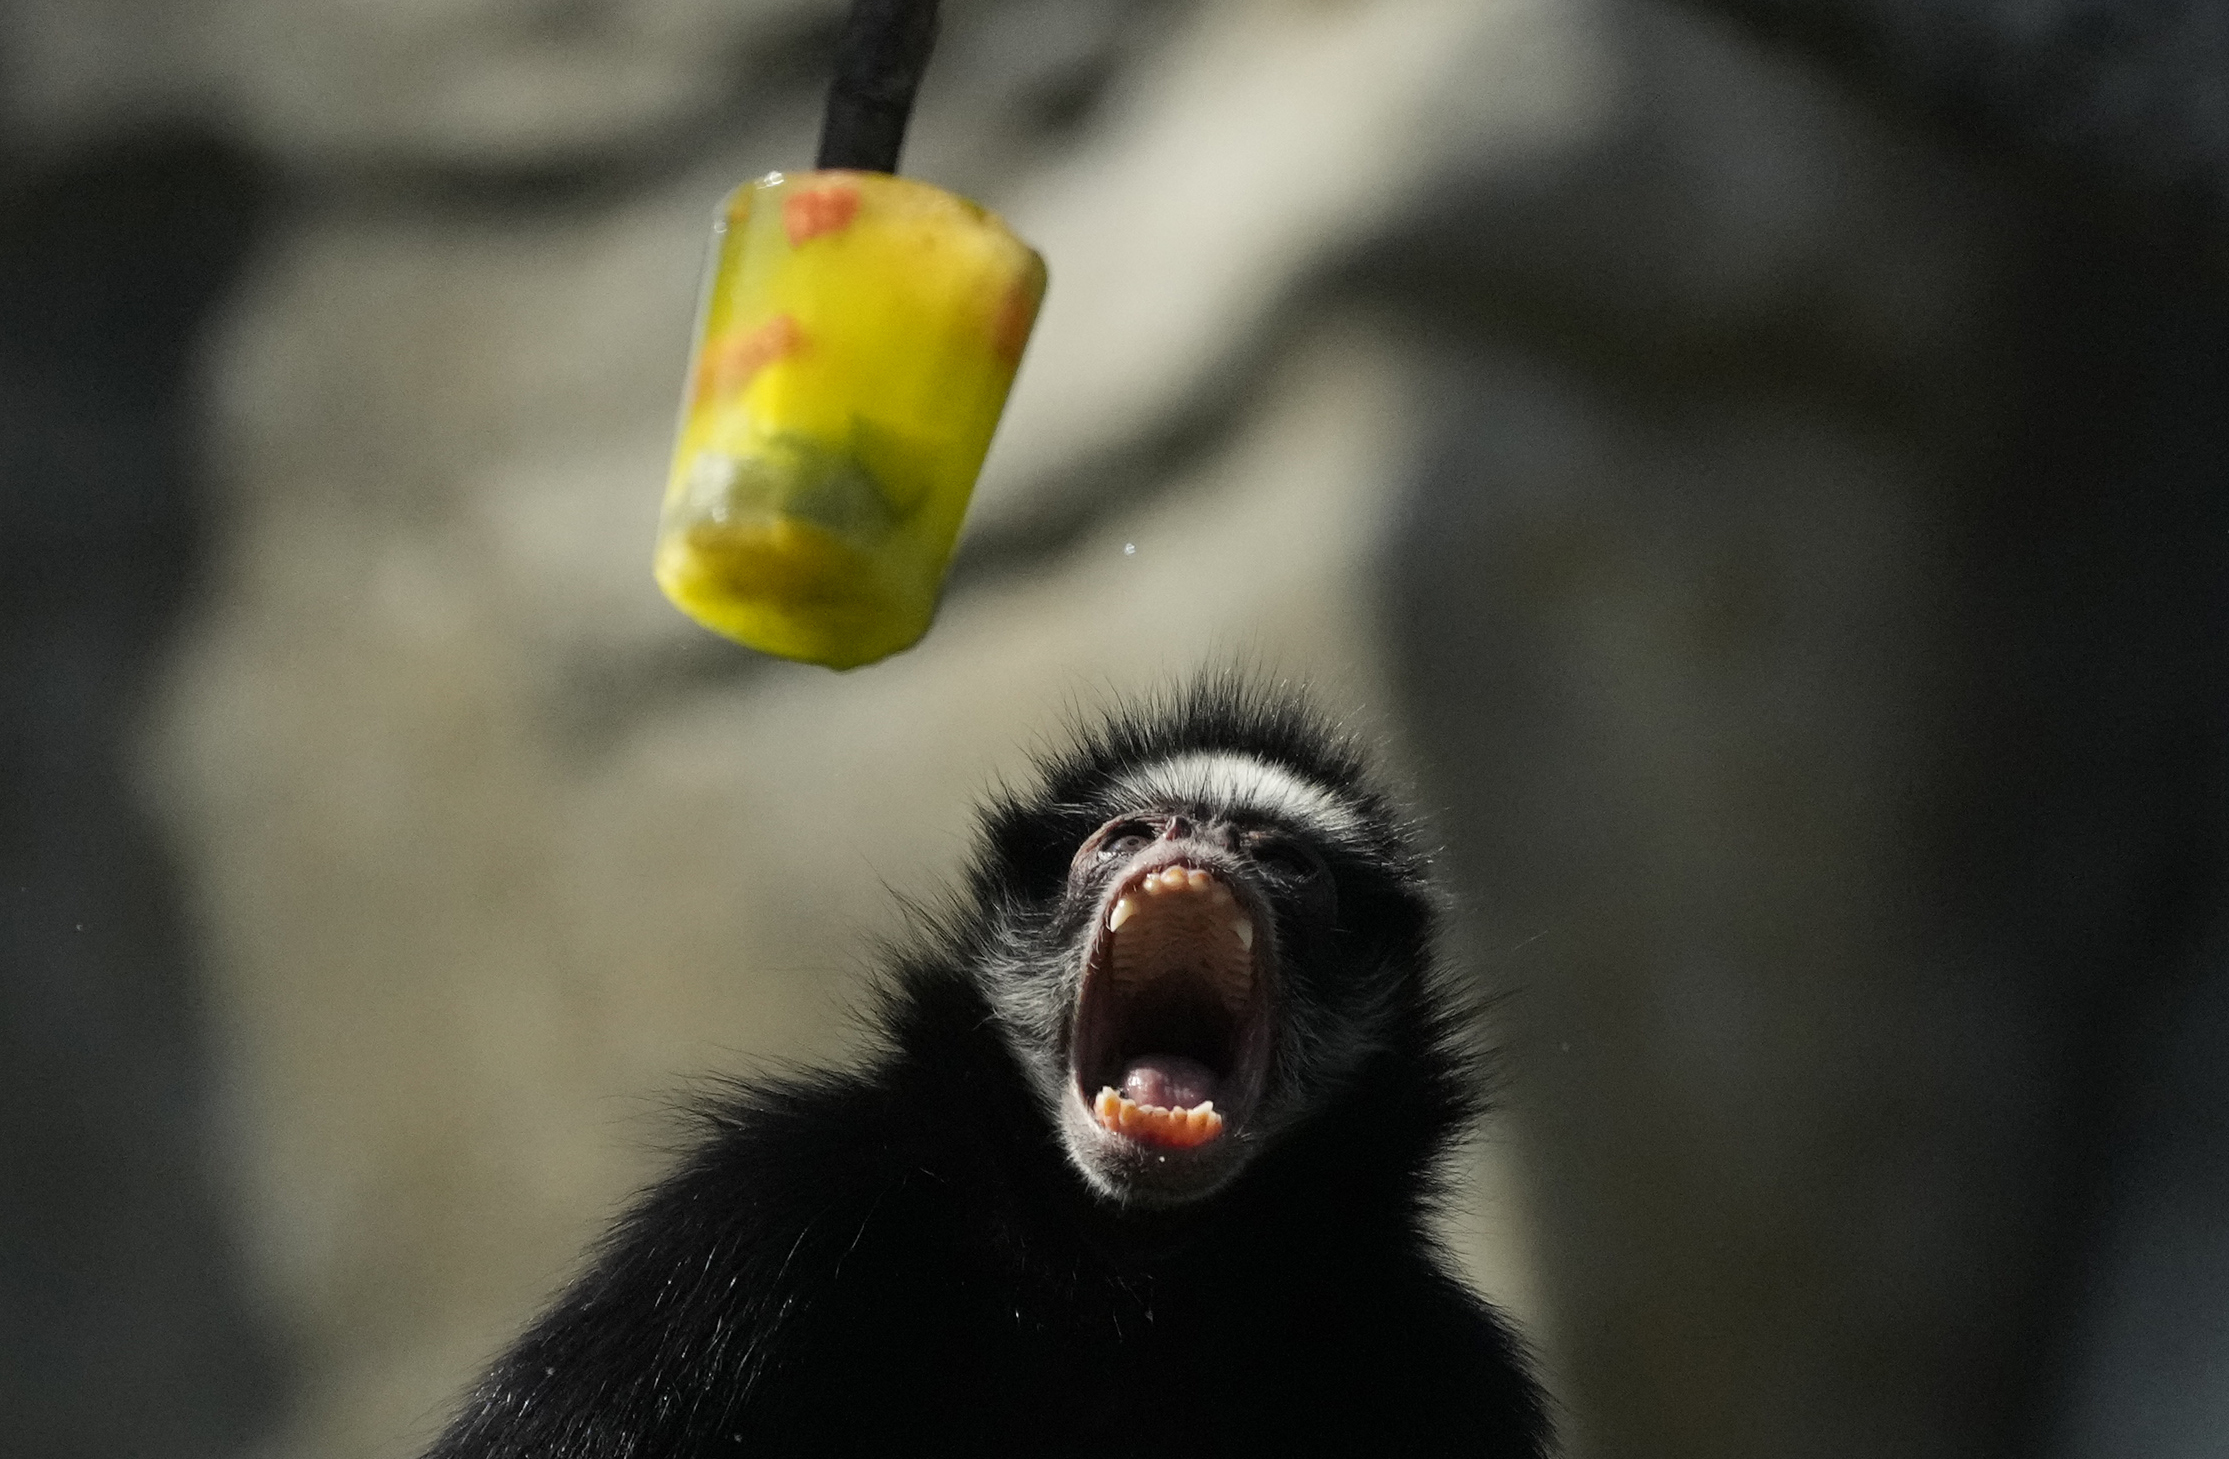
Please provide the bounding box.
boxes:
[425,683,1548,1457]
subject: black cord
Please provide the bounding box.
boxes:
[815,0,942,173]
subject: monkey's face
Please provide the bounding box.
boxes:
[990,751,1428,1209]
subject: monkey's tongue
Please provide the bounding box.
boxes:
[1120,1054,1218,1111]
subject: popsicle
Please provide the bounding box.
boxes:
[655,169,1045,668]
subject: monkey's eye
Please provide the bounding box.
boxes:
[1097,821,1156,859]
[1250,835,1325,881]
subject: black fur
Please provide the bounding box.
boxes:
[424,681,1548,1457]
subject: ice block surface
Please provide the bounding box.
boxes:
[657,169,1046,668]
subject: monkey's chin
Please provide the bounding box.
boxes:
[1057,1085,1256,1207]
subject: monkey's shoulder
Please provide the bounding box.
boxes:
[420,1062,994,1457]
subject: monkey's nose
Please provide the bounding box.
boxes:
[1158,818,1245,854]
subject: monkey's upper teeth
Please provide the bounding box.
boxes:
[1139,866,1219,896]
[1103,863,1254,1015]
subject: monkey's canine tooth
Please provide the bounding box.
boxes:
[1107,896,1136,931]
[1232,916,1253,950]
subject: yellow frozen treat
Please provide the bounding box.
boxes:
[656,169,1046,668]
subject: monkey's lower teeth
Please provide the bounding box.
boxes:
[1094,1087,1224,1148]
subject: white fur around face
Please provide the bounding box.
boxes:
[1112,751,1362,838]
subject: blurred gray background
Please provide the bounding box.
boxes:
[3,1,2225,1456]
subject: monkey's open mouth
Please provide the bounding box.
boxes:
[1073,863,1268,1152]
